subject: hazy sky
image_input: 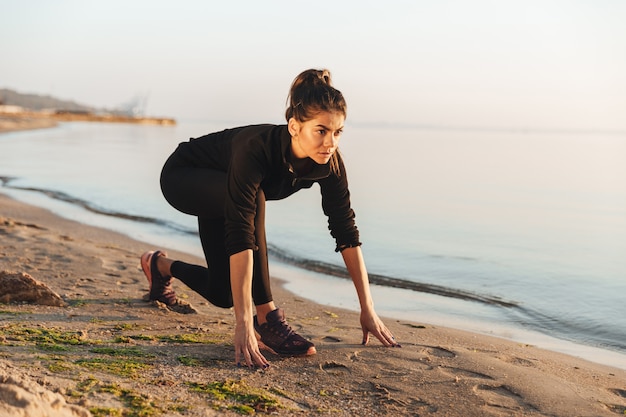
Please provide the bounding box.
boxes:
[2,0,625,130]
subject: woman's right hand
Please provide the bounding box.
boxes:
[234,321,270,369]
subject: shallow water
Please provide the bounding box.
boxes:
[1,121,625,368]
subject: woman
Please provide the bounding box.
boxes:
[141,69,400,369]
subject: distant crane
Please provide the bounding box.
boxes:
[116,92,149,117]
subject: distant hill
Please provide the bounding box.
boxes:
[0,88,96,112]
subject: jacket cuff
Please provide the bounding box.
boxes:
[335,242,362,253]
[226,243,259,257]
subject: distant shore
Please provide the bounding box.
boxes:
[0,110,175,132]
[0,115,58,133]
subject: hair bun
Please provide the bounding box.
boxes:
[319,69,331,85]
[285,69,346,122]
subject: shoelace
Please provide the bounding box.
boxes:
[153,277,176,304]
[269,318,295,338]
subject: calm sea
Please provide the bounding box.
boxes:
[1,121,625,368]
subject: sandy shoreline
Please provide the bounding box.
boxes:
[0,111,175,129]
[1,125,626,416]
[2,191,626,416]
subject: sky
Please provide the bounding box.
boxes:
[1,0,625,130]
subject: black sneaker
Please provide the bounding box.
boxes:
[140,250,177,306]
[254,308,316,356]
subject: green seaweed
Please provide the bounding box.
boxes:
[177,355,200,366]
[45,356,74,373]
[158,333,223,344]
[1,324,98,348]
[75,358,151,378]
[89,407,123,417]
[188,380,282,414]
[114,323,140,331]
[73,378,162,417]
[98,383,160,417]
[90,347,155,358]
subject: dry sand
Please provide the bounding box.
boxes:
[1,126,626,416]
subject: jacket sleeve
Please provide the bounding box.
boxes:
[223,138,266,256]
[318,154,362,252]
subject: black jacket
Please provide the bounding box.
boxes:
[173,124,361,256]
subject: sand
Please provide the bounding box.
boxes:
[1,127,626,416]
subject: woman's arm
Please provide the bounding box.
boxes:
[341,246,400,347]
[230,249,270,368]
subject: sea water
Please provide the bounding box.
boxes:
[1,121,625,368]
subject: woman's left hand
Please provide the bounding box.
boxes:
[360,309,401,347]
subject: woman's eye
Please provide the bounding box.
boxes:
[318,130,326,135]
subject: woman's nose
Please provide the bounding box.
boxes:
[325,133,339,148]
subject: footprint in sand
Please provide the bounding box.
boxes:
[422,346,456,358]
[609,388,626,398]
[322,336,342,343]
[473,384,529,412]
[440,366,494,381]
[499,355,536,367]
[47,252,73,264]
[320,360,350,375]
[604,388,626,414]
[101,257,128,272]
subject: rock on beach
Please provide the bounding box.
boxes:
[0,271,66,307]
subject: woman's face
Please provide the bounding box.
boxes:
[288,111,345,165]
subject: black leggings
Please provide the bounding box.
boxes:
[159,153,272,308]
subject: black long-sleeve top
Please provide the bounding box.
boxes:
[172,124,361,256]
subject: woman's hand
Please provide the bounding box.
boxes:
[360,308,401,347]
[340,247,401,348]
[234,320,270,368]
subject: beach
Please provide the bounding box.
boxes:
[1,124,625,416]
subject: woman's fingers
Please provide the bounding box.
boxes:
[362,328,370,345]
[361,312,401,348]
[234,326,270,369]
[373,325,401,347]
[235,344,270,369]
[253,350,270,369]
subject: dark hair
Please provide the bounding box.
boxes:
[285,69,347,175]
[285,69,347,122]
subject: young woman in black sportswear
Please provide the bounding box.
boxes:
[141,69,400,369]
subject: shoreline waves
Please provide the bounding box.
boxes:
[2,173,626,362]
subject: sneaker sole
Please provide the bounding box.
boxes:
[140,251,156,286]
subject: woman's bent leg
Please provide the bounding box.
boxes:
[159,154,274,309]
[160,159,233,307]
[195,217,233,308]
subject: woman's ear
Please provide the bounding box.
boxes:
[288,117,300,137]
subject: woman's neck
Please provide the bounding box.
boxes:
[289,151,315,176]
